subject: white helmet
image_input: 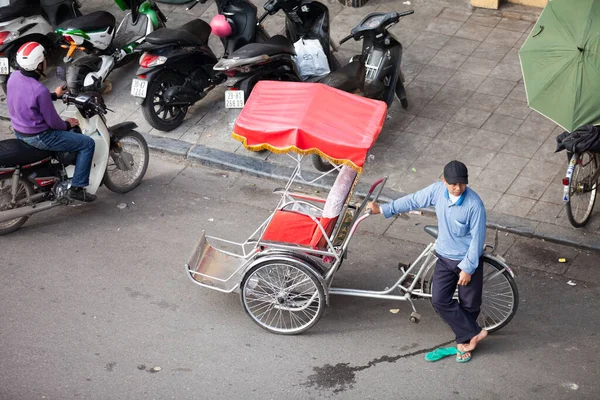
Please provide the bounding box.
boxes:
[16,42,46,71]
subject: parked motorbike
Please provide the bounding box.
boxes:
[217,8,412,108]
[131,0,270,131]
[0,0,81,93]
[56,0,167,94]
[0,67,149,236]
[214,0,342,106]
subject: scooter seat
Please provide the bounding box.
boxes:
[145,19,211,46]
[318,59,365,93]
[179,19,212,44]
[230,35,295,59]
[0,139,52,167]
[62,10,115,32]
[0,0,42,23]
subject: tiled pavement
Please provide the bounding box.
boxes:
[1,0,599,248]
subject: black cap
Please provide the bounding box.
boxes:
[444,160,468,184]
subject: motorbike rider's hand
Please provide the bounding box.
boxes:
[66,117,79,128]
[54,85,65,98]
[366,202,381,215]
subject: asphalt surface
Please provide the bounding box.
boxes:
[1,154,599,399]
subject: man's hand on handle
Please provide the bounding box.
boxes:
[54,86,65,98]
[458,270,471,286]
[366,202,381,215]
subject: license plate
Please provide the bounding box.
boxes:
[0,57,9,75]
[225,90,245,108]
[131,78,148,98]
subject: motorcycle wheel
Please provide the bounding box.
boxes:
[142,70,188,132]
[104,130,149,194]
[0,176,33,236]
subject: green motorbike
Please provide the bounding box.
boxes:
[56,0,167,93]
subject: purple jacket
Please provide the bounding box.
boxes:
[7,70,68,135]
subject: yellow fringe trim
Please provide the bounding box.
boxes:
[232,132,364,173]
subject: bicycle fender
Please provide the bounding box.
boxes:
[245,253,330,304]
[483,253,515,278]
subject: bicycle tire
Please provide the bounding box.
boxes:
[566,152,598,228]
[425,255,519,334]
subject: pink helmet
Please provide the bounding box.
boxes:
[210,14,232,38]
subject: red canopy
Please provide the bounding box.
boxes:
[232,81,388,172]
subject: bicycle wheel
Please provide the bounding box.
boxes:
[241,259,325,335]
[426,256,519,334]
[566,152,598,228]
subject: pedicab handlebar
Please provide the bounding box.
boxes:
[363,176,388,216]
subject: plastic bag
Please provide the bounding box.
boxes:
[292,38,331,80]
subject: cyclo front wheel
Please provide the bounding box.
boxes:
[240,259,326,335]
[566,152,598,228]
[425,255,519,334]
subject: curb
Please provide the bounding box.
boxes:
[142,133,600,254]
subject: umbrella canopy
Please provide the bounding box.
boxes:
[519,0,600,132]
[232,81,388,172]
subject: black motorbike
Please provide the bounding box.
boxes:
[132,0,269,131]
[219,9,412,109]
[213,0,341,102]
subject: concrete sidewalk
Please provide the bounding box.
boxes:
[1,0,599,251]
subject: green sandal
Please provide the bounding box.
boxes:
[425,347,457,362]
[456,350,472,363]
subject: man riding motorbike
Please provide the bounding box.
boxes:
[6,41,96,202]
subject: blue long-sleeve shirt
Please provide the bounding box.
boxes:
[381,181,486,275]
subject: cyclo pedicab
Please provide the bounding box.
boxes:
[186,81,519,335]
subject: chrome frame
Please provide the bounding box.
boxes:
[185,153,368,291]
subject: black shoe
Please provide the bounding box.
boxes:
[68,187,96,203]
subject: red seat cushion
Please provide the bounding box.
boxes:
[262,210,337,248]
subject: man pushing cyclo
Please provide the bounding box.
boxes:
[368,160,488,363]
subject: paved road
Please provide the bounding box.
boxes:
[1,154,599,399]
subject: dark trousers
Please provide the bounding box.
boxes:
[432,254,483,344]
[15,129,95,187]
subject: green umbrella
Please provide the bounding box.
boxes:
[519,0,600,132]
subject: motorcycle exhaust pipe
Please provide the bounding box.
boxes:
[164,86,203,106]
[0,201,61,223]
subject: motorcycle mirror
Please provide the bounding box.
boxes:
[56,66,66,81]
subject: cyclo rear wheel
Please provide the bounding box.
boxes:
[565,152,598,228]
[425,255,519,334]
[240,258,325,335]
